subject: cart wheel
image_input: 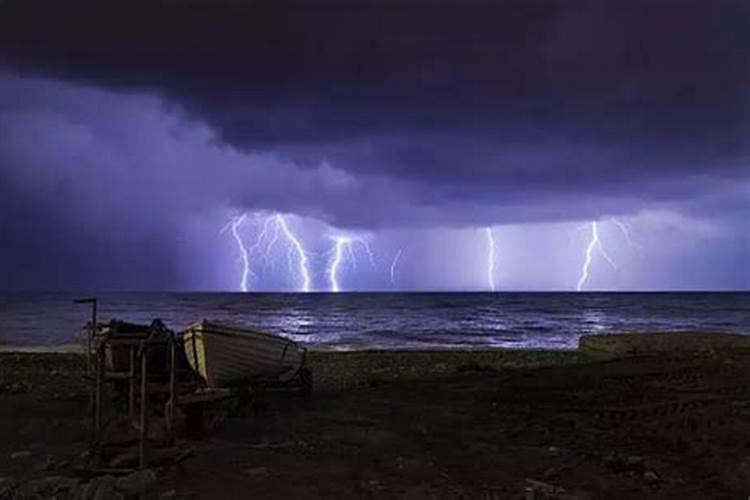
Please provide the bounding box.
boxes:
[300,368,313,397]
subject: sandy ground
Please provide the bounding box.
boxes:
[2,349,750,499]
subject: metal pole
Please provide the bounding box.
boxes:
[129,345,136,419]
[168,337,176,444]
[91,299,97,361]
[73,297,97,377]
[93,342,104,465]
[87,320,92,377]
[74,298,100,465]
[139,344,148,469]
[95,344,104,432]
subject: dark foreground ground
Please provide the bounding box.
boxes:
[2,349,750,499]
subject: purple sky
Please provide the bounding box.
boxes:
[0,0,748,291]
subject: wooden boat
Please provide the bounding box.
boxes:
[180,321,306,388]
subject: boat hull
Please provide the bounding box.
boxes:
[181,322,303,388]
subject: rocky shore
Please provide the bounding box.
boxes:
[2,340,750,498]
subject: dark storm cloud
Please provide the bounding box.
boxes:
[0,75,380,289]
[1,0,748,209]
[0,0,748,290]
[0,162,180,291]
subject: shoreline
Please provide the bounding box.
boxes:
[2,328,747,354]
[0,344,577,353]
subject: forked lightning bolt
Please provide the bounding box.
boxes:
[274,214,312,292]
[611,218,643,252]
[576,219,643,291]
[326,235,375,292]
[225,212,311,292]
[576,221,616,291]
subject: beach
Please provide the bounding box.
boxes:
[2,344,750,499]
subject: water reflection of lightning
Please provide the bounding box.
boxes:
[326,235,375,292]
[389,249,403,286]
[485,227,496,291]
[576,221,616,291]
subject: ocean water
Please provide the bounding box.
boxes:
[0,292,747,350]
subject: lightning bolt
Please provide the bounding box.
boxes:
[224,212,311,292]
[485,227,496,291]
[328,237,348,293]
[326,234,375,292]
[389,249,403,286]
[249,215,278,265]
[576,221,617,291]
[273,214,312,292]
[611,218,643,252]
[229,213,251,292]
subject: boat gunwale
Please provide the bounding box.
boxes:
[181,321,300,347]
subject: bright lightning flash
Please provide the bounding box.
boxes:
[328,237,348,293]
[229,213,251,292]
[485,227,496,291]
[225,212,312,292]
[576,221,617,291]
[327,235,375,292]
[390,249,403,286]
[252,213,312,292]
[273,214,312,292]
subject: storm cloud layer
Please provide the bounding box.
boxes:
[0,0,748,290]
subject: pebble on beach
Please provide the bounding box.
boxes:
[10,451,32,460]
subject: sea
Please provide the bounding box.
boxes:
[0,292,747,351]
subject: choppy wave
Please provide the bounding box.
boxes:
[0,292,747,350]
